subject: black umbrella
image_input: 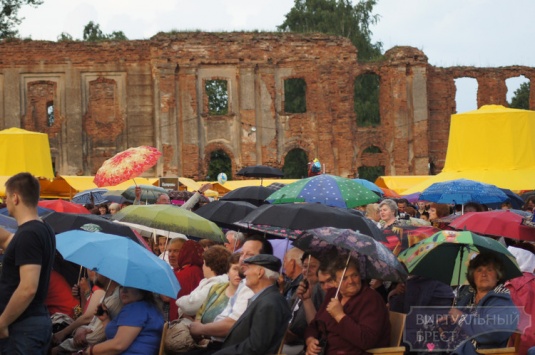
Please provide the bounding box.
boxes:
[235,203,385,241]
[194,200,257,229]
[43,212,150,286]
[220,186,277,206]
[236,165,284,178]
[71,188,108,205]
[102,190,130,204]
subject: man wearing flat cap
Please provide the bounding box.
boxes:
[213,254,291,355]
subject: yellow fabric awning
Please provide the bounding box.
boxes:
[374,176,430,194]
[211,179,299,194]
[0,127,55,179]
[403,105,535,194]
[178,177,218,197]
[39,176,160,199]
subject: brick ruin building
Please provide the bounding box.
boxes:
[0,32,534,180]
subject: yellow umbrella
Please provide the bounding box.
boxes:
[0,127,54,179]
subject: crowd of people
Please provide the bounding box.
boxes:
[0,173,534,354]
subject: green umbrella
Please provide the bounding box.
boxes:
[266,174,379,208]
[112,205,225,242]
[398,230,522,286]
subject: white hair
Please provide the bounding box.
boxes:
[263,268,280,282]
[284,247,304,268]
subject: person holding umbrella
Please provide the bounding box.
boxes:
[447,253,519,355]
[304,257,390,355]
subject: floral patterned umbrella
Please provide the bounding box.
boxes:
[294,227,408,282]
[93,146,162,187]
[266,174,379,208]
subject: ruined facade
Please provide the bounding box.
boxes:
[0,33,533,179]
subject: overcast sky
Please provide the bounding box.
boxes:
[17,0,535,112]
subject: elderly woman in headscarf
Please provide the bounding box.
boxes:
[165,239,204,321]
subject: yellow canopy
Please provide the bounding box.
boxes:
[0,127,54,179]
[404,105,535,194]
[374,176,430,194]
[178,177,218,198]
[39,176,160,199]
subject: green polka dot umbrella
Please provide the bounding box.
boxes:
[266,174,379,208]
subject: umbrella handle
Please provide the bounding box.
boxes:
[334,254,351,299]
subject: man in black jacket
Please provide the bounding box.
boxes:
[214,254,291,355]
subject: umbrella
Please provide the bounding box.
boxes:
[381,225,442,255]
[380,187,401,198]
[38,199,90,214]
[294,227,407,282]
[419,179,508,207]
[112,205,225,242]
[235,203,385,241]
[42,211,149,248]
[194,200,257,229]
[236,165,284,178]
[0,206,53,217]
[121,185,167,204]
[93,146,162,187]
[0,214,18,233]
[449,210,535,241]
[102,190,130,204]
[352,178,384,195]
[398,230,522,286]
[266,174,379,208]
[71,188,108,205]
[485,189,525,210]
[220,186,277,206]
[56,230,180,298]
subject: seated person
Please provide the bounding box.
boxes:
[449,253,519,355]
[176,245,230,318]
[53,274,122,354]
[305,257,390,355]
[183,253,242,354]
[45,269,81,320]
[82,286,164,355]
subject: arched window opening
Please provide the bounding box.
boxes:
[507,75,530,110]
[454,77,478,113]
[283,148,308,179]
[206,150,232,181]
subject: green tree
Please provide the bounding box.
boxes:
[57,32,73,42]
[509,82,530,110]
[83,21,127,41]
[279,0,383,127]
[283,148,309,178]
[278,0,382,62]
[0,0,42,38]
[206,150,232,181]
[205,80,229,115]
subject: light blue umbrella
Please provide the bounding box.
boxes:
[419,179,508,206]
[56,230,180,298]
[71,188,108,205]
[352,178,384,195]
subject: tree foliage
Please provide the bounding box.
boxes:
[355,73,380,126]
[278,0,382,62]
[205,80,229,115]
[283,148,309,178]
[284,78,307,113]
[509,82,530,110]
[206,150,232,181]
[0,0,42,38]
[82,21,127,41]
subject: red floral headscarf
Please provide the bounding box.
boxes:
[175,240,204,270]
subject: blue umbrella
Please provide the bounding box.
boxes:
[0,214,18,233]
[56,230,180,298]
[352,178,384,196]
[0,206,53,217]
[419,179,508,206]
[71,188,108,205]
[485,189,525,210]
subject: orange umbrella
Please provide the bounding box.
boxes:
[380,187,401,198]
[93,146,161,187]
[38,200,90,214]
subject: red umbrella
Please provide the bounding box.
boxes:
[93,146,162,187]
[449,210,535,241]
[38,200,90,214]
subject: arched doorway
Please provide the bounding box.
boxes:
[206,149,232,181]
[283,148,308,179]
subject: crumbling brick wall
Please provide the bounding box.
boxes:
[0,33,532,180]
